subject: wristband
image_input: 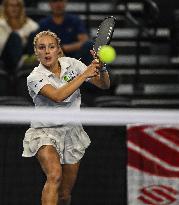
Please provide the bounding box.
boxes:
[100,65,108,73]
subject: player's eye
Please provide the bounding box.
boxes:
[49,45,55,49]
[38,45,45,50]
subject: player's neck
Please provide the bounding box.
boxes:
[51,62,61,77]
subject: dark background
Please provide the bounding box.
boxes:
[0,124,126,205]
[23,0,179,27]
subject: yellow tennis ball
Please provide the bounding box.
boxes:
[98,45,116,63]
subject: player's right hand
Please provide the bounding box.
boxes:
[83,60,100,78]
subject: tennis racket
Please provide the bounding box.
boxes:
[93,16,116,54]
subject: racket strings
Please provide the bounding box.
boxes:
[93,16,116,52]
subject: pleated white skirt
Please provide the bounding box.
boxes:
[22,124,91,164]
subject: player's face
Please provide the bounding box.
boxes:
[6,0,21,18]
[35,35,62,69]
[50,0,67,15]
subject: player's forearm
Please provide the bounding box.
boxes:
[91,71,110,89]
[54,73,87,102]
[99,71,110,89]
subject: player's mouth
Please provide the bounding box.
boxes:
[45,56,52,61]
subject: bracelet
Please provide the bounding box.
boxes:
[100,65,108,73]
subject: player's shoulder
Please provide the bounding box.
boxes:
[60,56,77,61]
[60,56,84,65]
[61,57,87,74]
[27,66,43,82]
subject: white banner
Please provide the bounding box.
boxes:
[128,125,179,205]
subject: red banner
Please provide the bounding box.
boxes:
[128,125,179,205]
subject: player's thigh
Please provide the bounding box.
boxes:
[60,163,80,193]
[36,145,62,176]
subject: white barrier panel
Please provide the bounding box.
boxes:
[0,106,178,125]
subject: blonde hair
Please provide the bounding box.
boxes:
[2,0,26,28]
[34,30,63,57]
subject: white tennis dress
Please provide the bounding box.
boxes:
[22,57,91,164]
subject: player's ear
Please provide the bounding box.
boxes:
[59,47,64,57]
[34,49,40,61]
[34,46,37,56]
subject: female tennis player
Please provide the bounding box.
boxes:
[22,30,110,205]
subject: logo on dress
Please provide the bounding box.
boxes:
[63,70,76,82]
